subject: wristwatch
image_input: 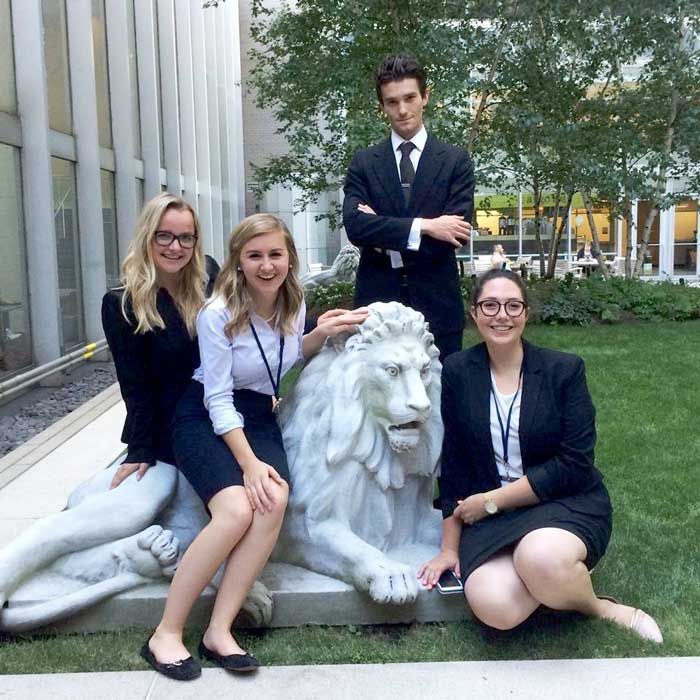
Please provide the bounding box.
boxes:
[483,494,499,516]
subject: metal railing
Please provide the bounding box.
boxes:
[0,339,109,405]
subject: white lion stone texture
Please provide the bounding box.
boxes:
[274,301,444,604]
[299,244,360,289]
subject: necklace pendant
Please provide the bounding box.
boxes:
[272,396,282,414]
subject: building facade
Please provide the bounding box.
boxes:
[0,0,246,379]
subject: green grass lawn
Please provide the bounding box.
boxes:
[1,321,698,673]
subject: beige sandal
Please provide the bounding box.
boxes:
[597,595,663,644]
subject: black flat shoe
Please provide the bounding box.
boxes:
[140,639,202,681]
[198,639,261,672]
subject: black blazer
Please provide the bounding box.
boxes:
[342,134,474,334]
[439,340,609,519]
[102,289,200,465]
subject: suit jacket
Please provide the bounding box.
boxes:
[439,340,610,519]
[342,134,474,334]
[102,289,200,465]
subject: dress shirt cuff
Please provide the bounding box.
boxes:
[209,406,245,436]
[407,219,423,250]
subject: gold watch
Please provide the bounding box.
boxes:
[483,493,499,515]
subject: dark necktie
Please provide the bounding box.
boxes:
[398,141,416,207]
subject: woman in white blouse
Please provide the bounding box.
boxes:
[141,214,367,680]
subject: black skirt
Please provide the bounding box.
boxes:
[173,380,289,507]
[459,482,613,581]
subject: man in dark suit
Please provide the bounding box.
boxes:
[343,55,474,360]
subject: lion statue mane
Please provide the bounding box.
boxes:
[274,301,444,604]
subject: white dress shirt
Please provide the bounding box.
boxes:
[193,295,306,435]
[387,126,427,267]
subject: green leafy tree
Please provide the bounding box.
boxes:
[576,6,700,277]
[247,0,517,225]
[246,1,700,277]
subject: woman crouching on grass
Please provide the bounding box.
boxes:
[141,214,368,681]
[418,268,662,643]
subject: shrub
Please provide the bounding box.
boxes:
[307,276,700,325]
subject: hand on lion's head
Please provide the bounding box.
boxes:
[280,302,444,493]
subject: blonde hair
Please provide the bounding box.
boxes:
[119,193,206,337]
[212,213,304,338]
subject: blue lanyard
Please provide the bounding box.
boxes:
[490,367,523,482]
[249,317,284,410]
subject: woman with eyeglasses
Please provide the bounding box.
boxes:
[418,268,662,643]
[101,193,207,490]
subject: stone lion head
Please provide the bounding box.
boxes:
[280,302,443,500]
[330,244,360,278]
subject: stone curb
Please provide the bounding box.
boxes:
[0,658,699,700]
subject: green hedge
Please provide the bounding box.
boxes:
[306,276,700,325]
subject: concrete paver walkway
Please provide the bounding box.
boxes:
[1,657,699,700]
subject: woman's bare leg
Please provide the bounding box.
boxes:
[202,480,289,655]
[512,528,602,615]
[148,486,253,663]
[464,548,540,630]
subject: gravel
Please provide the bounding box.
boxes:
[0,363,117,458]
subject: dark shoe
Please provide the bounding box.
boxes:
[198,639,261,672]
[140,638,202,681]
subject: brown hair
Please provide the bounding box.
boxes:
[375,55,427,102]
[470,269,529,308]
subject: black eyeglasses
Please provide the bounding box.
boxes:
[154,231,198,249]
[476,299,528,317]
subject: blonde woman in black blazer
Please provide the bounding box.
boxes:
[102,194,207,490]
[418,269,662,643]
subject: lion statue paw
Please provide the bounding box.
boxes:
[240,579,273,625]
[112,525,180,580]
[363,560,419,605]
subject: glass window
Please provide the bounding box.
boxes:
[52,157,85,350]
[127,0,142,158]
[91,0,112,148]
[42,0,73,134]
[0,145,32,376]
[0,0,17,114]
[473,195,520,259]
[570,198,619,256]
[101,170,119,289]
[672,199,699,276]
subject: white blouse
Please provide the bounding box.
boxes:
[193,295,305,435]
[489,374,524,487]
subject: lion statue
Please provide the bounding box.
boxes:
[274,301,444,604]
[0,462,272,633]
[300,244,360,289]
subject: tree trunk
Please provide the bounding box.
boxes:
[623,192,634,278]
[581,190,610,279]
[634,206,661,277]
[546,190,575,278]
[532,186,546,276]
